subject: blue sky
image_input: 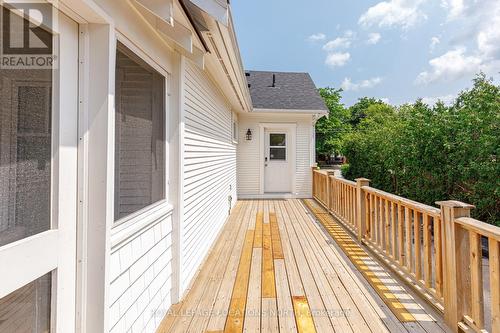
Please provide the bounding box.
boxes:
[232,0,500,106]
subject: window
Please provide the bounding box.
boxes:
[0,47,52,247]
[0,273,52,332]
[232,112,238,143]
[269,133,287,160]
[114,44,165,221]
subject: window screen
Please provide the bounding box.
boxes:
[114,45,165,221]
[232,120,238,142]
[0,272,51,332]
[0,64,52,247]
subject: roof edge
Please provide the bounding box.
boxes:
[253,108,329,115]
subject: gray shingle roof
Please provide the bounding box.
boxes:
[245,70,328,113]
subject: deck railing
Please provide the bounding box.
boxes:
[312,168,500,333]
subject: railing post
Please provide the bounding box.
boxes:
[311,165,317,199]
[326,171,336,211]
[355,178,370,243]
[437,200,475,333]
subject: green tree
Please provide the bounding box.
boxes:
[338,74,499,226]
[348,97,387,126]
[315,88,351,162]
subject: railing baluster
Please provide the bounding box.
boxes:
[370,194,377,244]
[352,186,355,227]
[336,181,339,214]
[489,238,500,333]
[469,231,484,329]
[348,185,351,224]
[385,199,390,254]
[415,211,422,280]
[423,214,432,288]
[405,207,412,272]
[341,183,344,219]
[379,197,383,248]
[391,202,397,258]
[350,186,354,226]
[398,204,404,265]
[434,216,443,298]
[376,195,379,245]
[366,193,371,238]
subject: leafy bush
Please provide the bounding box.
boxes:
[319,74,500,226]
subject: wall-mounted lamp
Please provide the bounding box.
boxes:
[245,129,252,141]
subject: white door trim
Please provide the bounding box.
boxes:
[258,123,296,195]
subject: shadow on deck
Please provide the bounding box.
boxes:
[157,199,450,333]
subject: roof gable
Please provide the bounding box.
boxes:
[245,70,328,113]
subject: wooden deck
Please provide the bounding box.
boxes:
[158,199,451,333]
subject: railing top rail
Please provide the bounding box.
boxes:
[331,176,356,187]
[455,217,500,241]
[363,186,441,218]
[313,169,330,176]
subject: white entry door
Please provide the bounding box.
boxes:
[0,7,79,333]
[264,130,292,193]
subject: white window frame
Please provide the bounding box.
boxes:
[231,111,238,144]
[268,132,287,161]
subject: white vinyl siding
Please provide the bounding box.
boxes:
[180,59,237,292]
[237,113,314,197]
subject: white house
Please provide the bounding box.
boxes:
[239,71,328,198]
[0,1,327,333]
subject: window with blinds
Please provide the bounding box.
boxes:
[114,43,165,221]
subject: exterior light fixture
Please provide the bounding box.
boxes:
[246,129,252,141]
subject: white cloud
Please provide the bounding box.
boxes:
[322,31,355,70]
[322,30,355,50]
[341,77,383,91]
[430,36,440,51]
[441,0,466,20]
[325,52,351,68]
[381,97,391,104]
[307,33,326,42]
[421,94,456,106]
[415,47,482,84]
[477,5,500,60]
[358,0,427,30]
[344,30,355,38]
[367,32,382,44]
[416,1,500,85]
[323,37,352,50]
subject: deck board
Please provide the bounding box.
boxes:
[158,200,452,333]
[225,230,254,332]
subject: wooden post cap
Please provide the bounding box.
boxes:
[355,178,370,185]
[436,200,475,209]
